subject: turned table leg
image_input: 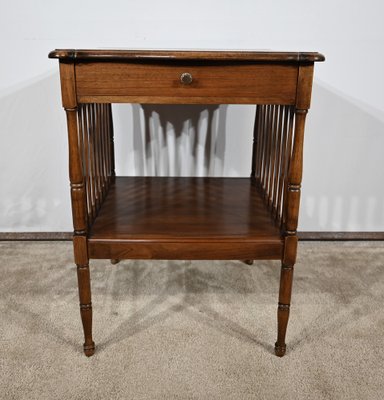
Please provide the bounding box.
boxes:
[275,263,294,357]
[110,259,120,265]
[76,263,95,356]
[59,62,96,357]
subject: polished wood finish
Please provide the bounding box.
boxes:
[90,177,282,240]
[49,49,325,62]
[75,62,298,104]
[88,177,283,260]
[51,49,324,357]
[277,64,313,357]
[59,62,95,357]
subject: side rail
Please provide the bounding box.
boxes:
[77,103,115,229]
[252,104,296,229]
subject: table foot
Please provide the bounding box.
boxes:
[83,342,95,357]
[274,342,286,357]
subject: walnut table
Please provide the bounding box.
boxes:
[49,49,325,357]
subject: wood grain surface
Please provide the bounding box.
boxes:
[49,49,325,62]
[75,62,298,104]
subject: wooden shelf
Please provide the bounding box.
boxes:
[88,177,283,260]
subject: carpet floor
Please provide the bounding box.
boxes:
[0,241,383,400]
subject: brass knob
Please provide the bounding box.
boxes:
[180,72,193,85]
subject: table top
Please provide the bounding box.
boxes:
[48,49,325,62]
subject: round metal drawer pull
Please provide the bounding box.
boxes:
[180,72,193,85]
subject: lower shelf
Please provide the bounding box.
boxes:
[88,177,283,260]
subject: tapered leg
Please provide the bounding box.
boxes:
[77,263,95,356]
[275,263,294,357]
[110,259,120,265]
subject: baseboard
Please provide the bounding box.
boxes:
[0,232,72,241]
[297,231,384,241]
[0,231,383,241]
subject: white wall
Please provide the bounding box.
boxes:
[1,0,383,232]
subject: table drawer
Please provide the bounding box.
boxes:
[75,62,298,104]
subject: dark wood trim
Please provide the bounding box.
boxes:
[1,231,383,242]
[0,232,72,241]
[49,49,325,63]
[298,232,384,241]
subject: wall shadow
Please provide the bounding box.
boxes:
[116,104,228,177]
[301,81,384,231]
[0,71,72,231]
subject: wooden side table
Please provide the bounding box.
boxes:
[49,49,324,357]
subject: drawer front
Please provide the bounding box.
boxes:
[75,62,298,104]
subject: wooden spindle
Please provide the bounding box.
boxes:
[79,105,90,221]
[106,104,111,181]
[268,105,278,208]
[104,104,110,184]
[265,105,273,198]
[267,105,274,197]
[108,104,116,180]
[262,105,269,188]
[86,105,94,221]
[272,105,283,218]
[258,106,265,185]
[101,105,106,198]
[281,107,295,228]
[106,105,112,183]
[78,105,88,218]
[251,105,260,177]
[255,105,264,180]
[261,105,270,191]
[276,106,289,221]
[99,104,106,198]
[94,104,102,208]
[103,104,108,196]
[265,104,271,191]
[96,104,103,200]
[88,104,98,214]
[84,105,93,221]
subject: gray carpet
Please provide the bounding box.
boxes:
[0,241,383,400]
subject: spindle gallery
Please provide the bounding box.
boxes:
[49,49,325,357]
